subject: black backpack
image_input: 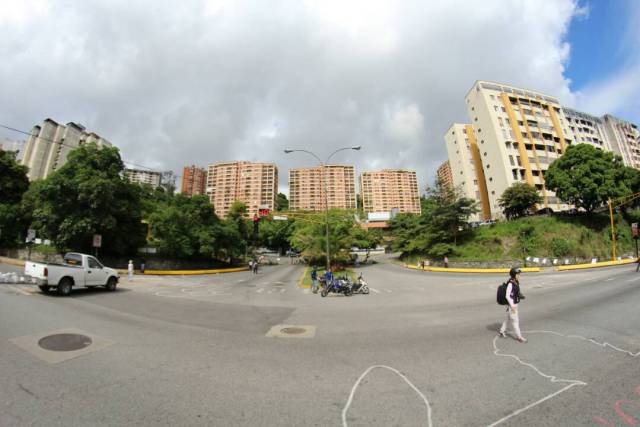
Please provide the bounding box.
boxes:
[497,282,509,305]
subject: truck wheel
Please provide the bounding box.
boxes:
[57,278,73,296]
[106,277,117,292]
[38,285,50,293]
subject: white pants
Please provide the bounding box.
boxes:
[500,307,522,339]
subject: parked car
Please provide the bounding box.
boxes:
[24,252,119,296]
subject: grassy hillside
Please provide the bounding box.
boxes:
[443,213,637,263]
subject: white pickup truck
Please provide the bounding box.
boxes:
[24,253,119,296]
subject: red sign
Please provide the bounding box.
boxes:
[258,208,270,217]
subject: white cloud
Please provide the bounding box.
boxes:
[0,0,588,194]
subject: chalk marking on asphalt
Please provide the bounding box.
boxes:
[490,330,640,426]
[605,278,615,282]
[369,288,381,294]
[342,365,432,427]
[256,288,264,294]
[279,288,286,294]
[8,285,31,296]
[386,289,392,293]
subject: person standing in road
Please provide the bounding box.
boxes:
[140,258,146,274]
[248,259,254,272]
[499,267,527,343]
[128,260,134,281]
[324,267,334,289]
[310,267,319,294]
[253,259,259,274]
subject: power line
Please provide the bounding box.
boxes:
[0,123,181,177]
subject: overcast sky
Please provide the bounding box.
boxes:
[1,0,639,195]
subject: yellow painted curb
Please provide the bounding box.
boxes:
[298,266,310,288]
[0,257,25,267]
[407,264,540,273]
[142,266,249,275]
[557,258,636,271]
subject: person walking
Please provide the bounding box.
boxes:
[127,260,134,281]
[443,256,449,268]
[140,258,146,274]
[310,267,319,294]
[248,259,254,272]
[499,267,527,343]
[253,259,259,274]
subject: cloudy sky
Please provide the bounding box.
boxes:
[1,0,639,195]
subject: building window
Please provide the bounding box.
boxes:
[509,155,514,166]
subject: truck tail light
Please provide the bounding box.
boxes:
[44,267,48,277]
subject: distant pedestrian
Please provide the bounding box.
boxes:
[324,267,334,288]
[420,260,425,270]
[248,260,253,272]
[310,267,319,294]
[636,257,640,272]
[140,258,146,274]
[499,267,527,343]
[443,256,449,268]
[128,260,134,281]
[253,259,259,274]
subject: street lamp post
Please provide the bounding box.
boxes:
[284,146,361,272]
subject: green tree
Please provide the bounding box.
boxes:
[498,182,542,219]
[275,193,289,211]
[545,144,631,212]
[0,149,30,246]
[22,144,146,255]
[259,216,294,253]
[289,210,356,265]
[147,194,224,259]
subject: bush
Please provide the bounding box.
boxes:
[550,237,571,257]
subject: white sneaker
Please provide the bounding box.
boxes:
[498,331,506,338]
[517,337,527,343]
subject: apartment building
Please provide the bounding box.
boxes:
[603,114,640,169]
[125,168,162,188]
[446,81,577,220]
[0,138,25,161]
[436,160,454,191]
[181,165,207,196]
[288,165,356,211]
[563,108,611,151]
[444,123,491,221]
[206,161,278,218]
[21,118,112,180]
[360,169,421,215]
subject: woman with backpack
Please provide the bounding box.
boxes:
[498,267,527,343]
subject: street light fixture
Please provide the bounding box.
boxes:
[284,146,362,271]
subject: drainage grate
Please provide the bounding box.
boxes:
[38,333,93,352]
[280,327,307,335]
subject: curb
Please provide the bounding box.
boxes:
[407,264,541,274]
[0,257,26,267]
[298,266,310,288]
[557,258,636,271]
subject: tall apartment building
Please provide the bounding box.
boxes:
[446,81,576,220]
[289,165,356,211]
[0,138,25,161]
[181,165,207,196]
[603,115,640,169]
[21,118,112,180]
[444,81,640,221]
[563,108,611,151]
[125,168,162,188]
[206,161,278,218]
[436,160,454,191]
[360,169,421,214]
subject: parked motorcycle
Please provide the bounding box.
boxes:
[351,273,370,294]
[320,276,353,297]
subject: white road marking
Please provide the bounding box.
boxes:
[369,288,381,294]
[605,278,615,282]
[302,289,310,295]
[342,365,432,427]
[279,288,286,294]
[386,289,392,293]
[256,288,264,294]
[490,329,640,426]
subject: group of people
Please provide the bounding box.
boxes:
[309,266,332,294]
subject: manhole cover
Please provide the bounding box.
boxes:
[281,327,306,335]
[38,333,93,352]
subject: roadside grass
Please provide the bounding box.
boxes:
[405,213,637,263]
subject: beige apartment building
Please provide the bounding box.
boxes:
[125,168,162,188]
[206,161,278,218]
[21,118,112,180]
[436,161,454,191]
[289,165,356,211]
[181,165,207,196]
[603,114,640,169]
[360,169,421,214]
[446,81,576,220]
[445,80,640,221]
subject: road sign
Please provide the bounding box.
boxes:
[26,229,36,243]
[633,223,638,238]
[93,234,102,248]
[273,215,288,221]
[258,208,270,217]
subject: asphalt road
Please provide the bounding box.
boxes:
[1,260,639,426]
